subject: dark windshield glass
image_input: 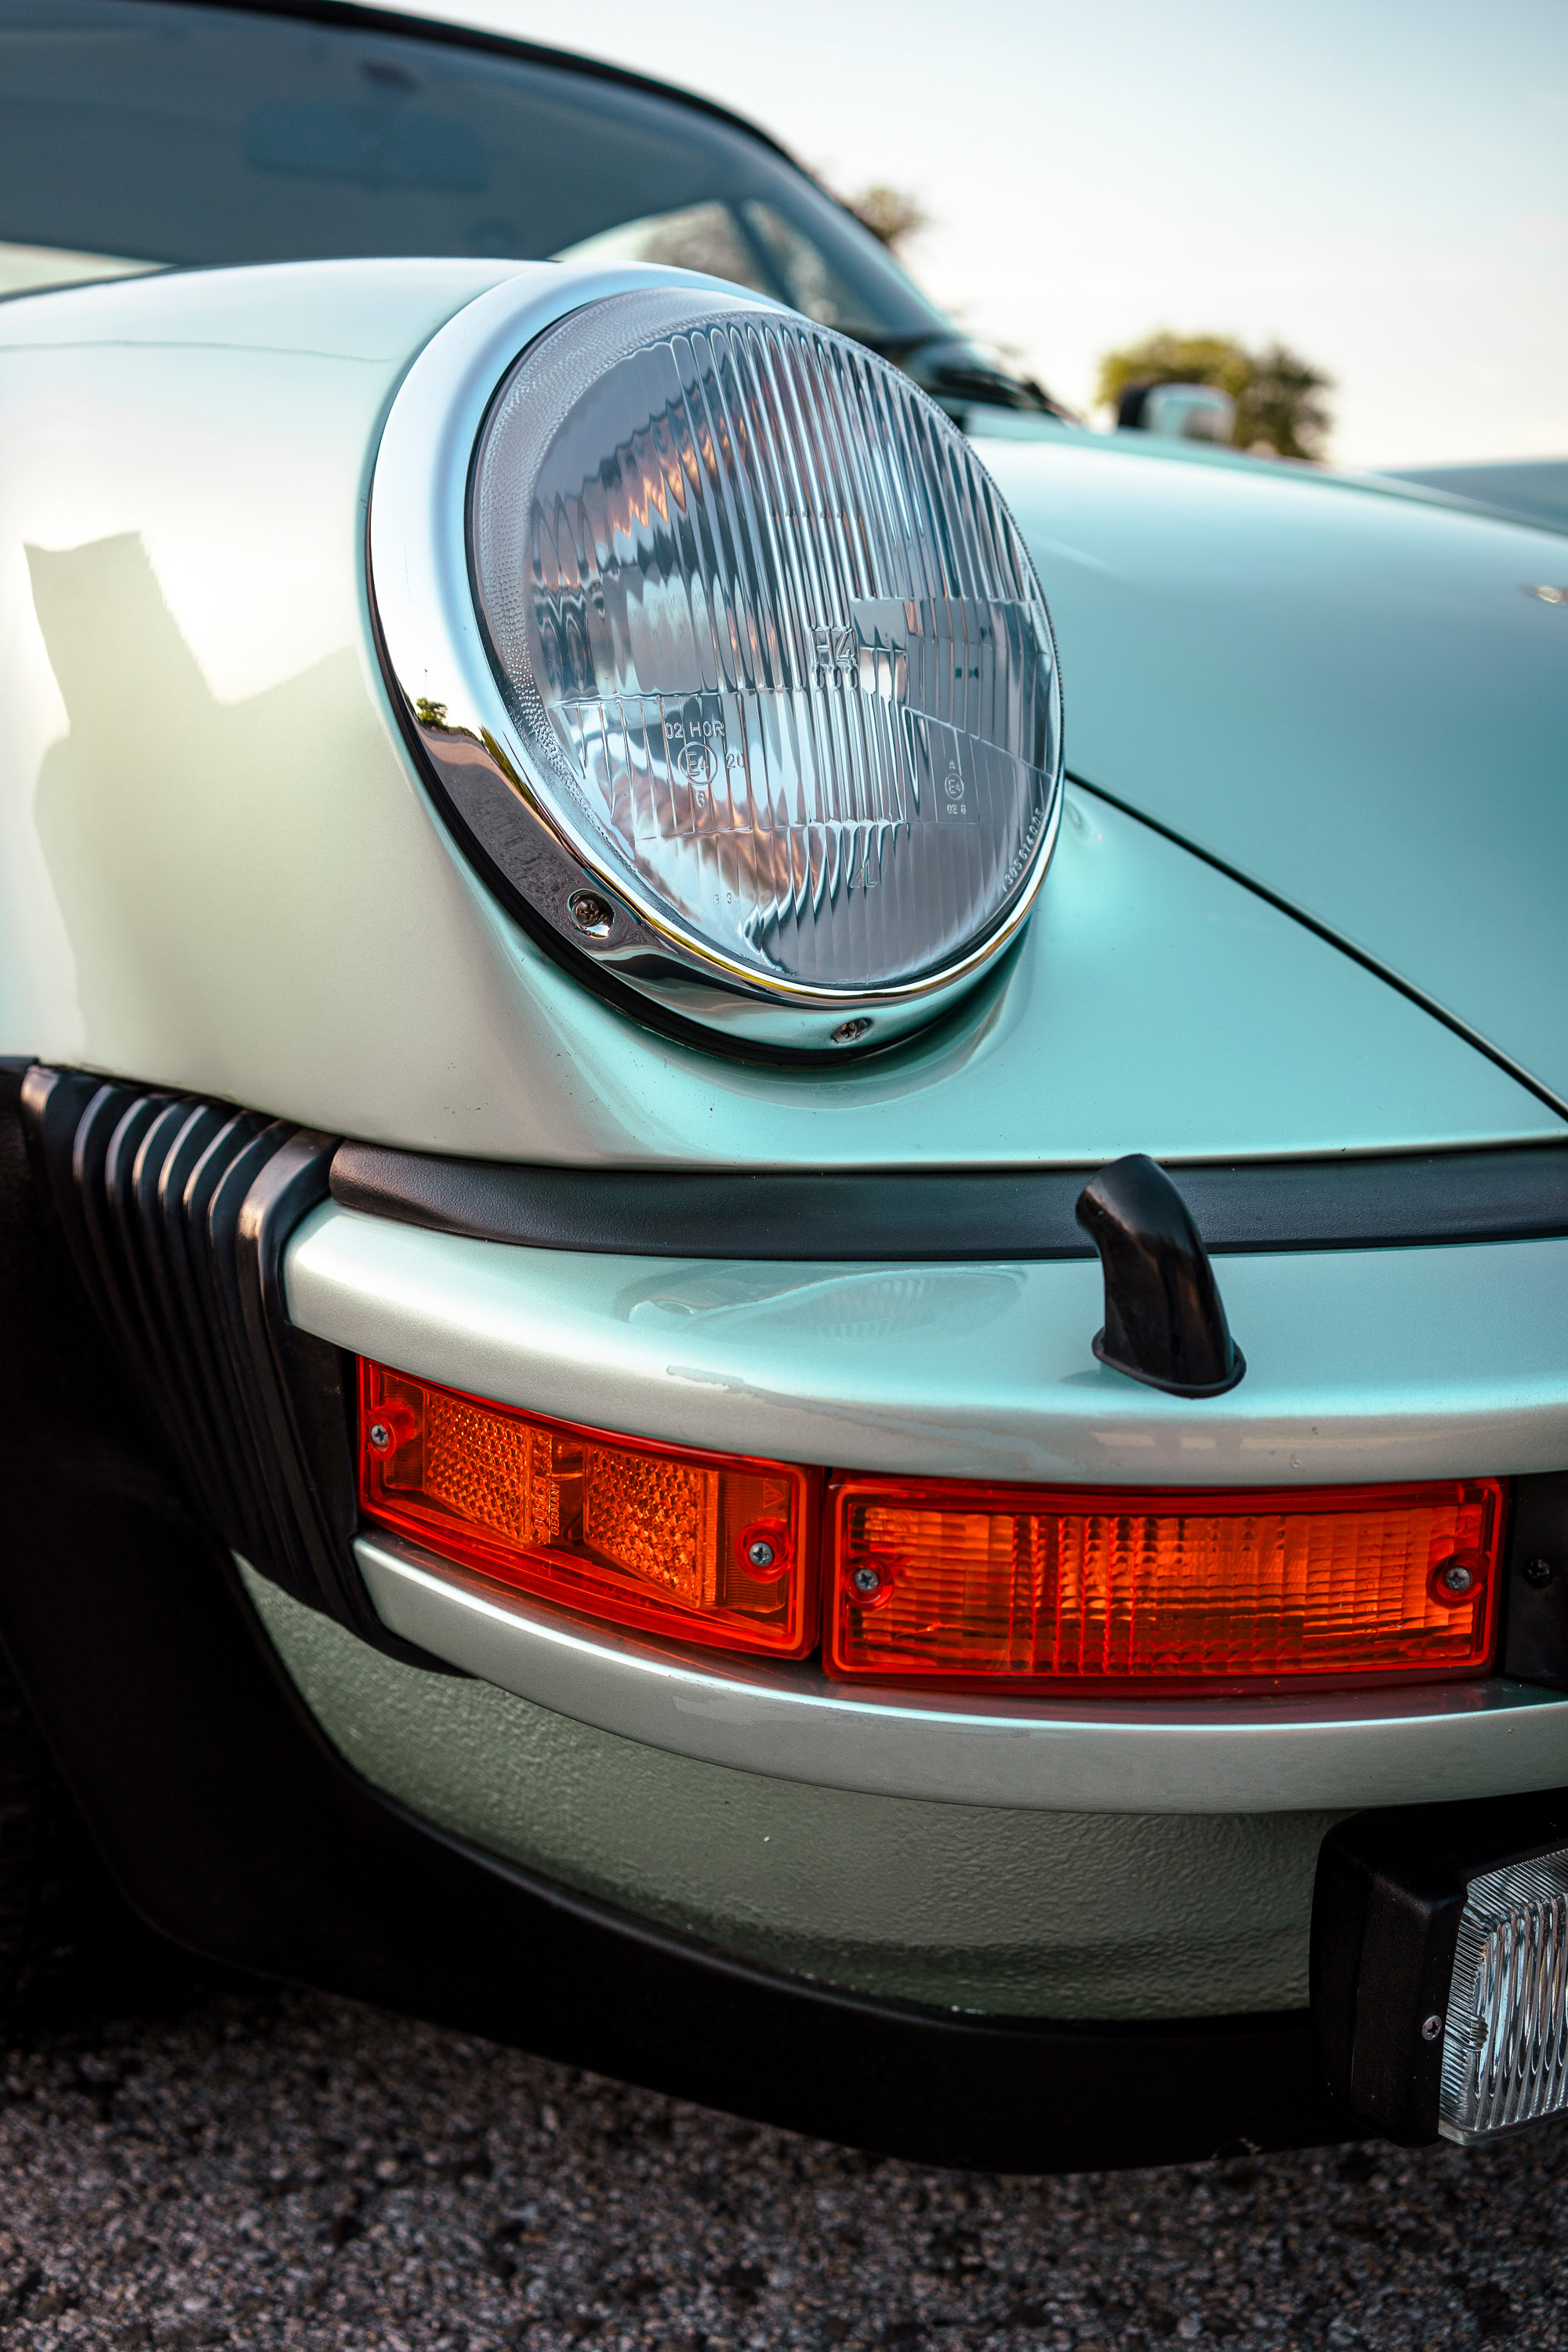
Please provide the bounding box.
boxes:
[0,0,948,349]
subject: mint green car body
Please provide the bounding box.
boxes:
[2,241,1565,2045]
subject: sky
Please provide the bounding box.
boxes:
[379,0,1568,470]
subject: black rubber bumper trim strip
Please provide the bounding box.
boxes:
[330,1138,1568,1261]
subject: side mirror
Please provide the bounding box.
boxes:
[1116,380,1236,444]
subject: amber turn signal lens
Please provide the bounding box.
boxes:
[359,1361,816,1657]
[826,1477,1503,1687]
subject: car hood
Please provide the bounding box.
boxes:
[982,434,1568,1113]
[0,260,1559,1169]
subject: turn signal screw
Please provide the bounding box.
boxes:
[1439,1559,1477,1595]
[735,1521,790,1580]
[851,1563,884,1598]
[368,1421,393,1453]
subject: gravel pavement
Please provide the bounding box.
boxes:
[2,1940,1566,2352]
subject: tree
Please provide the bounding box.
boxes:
[1094,331,1334,460]
[841,184,929,259]
[1240,344,1337,463]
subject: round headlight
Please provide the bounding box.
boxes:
[371,267,1062,1054]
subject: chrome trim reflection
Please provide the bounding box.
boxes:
[358,1530,1568,1817]
[367,262,1062,1051]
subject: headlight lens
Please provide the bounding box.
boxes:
[466,285,1061,1014]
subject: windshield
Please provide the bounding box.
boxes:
[0,0,951,334]
[0,0,1066,421]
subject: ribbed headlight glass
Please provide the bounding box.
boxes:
[468,287,1062,1001]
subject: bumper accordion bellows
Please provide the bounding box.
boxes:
[16,1067,411,1658]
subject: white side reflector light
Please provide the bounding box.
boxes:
[1440,1853,1568,2143]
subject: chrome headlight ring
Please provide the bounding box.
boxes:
[368,262,1063,1055]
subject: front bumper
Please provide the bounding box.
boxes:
[13,1062,1568,2165]
[285,1194,1568,1817]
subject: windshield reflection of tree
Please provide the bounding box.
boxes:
[554,198,884,341]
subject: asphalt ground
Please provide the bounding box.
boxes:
[2,1915,1567,2352]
